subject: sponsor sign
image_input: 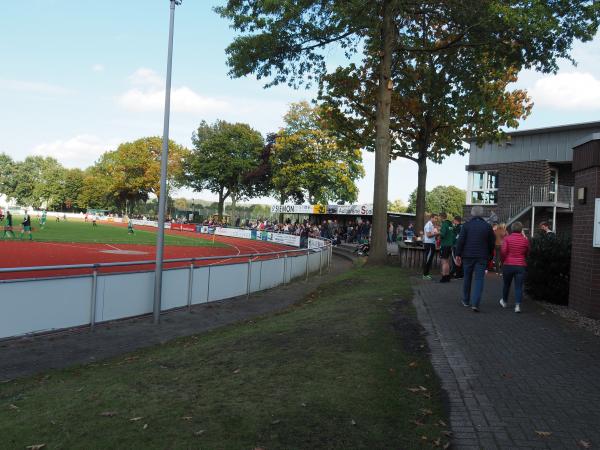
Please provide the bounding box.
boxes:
[215,227,253,240]
[271,204,313,214]
[308,238,326,249]
[271,203,373,216]
[171,223,196,232]
[270,233,301,247]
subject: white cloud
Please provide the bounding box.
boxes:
[128,67,163,87]
[529,72,600,110]
[0,78,72,95]
[118,68,229,114]
[92,64,105,72]
[32,135,119,168]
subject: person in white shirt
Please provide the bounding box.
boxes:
[423,213,439,280]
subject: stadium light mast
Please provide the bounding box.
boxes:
[153,0,181,324]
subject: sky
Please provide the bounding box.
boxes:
[1,1,600,206]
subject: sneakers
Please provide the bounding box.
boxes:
[461,300,470,307]
[499,298,507,308]
[439,275,451,283]
[471,306,479,312]
[515,304,521,313]
[422,275,432,280]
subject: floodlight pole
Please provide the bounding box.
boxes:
[153,0,180,324]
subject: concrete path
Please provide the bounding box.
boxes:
[0,255,353,381]
[414,274,600,450]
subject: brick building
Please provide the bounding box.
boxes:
[464,121,600,235]
[465,121,600,318]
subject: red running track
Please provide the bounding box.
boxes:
[0,227,298,280]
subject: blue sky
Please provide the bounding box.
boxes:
[1,1,600,205]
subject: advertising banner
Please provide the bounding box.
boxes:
[308,238,326,249]
[270,204,313,214]
[171,223,196,233]
[270,233,301,247]
[215,227,253,240]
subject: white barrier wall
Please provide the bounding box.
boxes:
[0,249,330,340]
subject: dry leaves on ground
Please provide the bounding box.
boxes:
[100,411,117,417]
[535,431,552,438]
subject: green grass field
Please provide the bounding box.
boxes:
[0,266,448,449]
[1,216,224,247]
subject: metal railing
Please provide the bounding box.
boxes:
[0,241,332,340]
[504,184,574,224]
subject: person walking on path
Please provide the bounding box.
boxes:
[494,223,507,274]
[423,213,439,280]
[438,212,454,283]
[499,221,530,313]
[455,206,495,311]
[450,215,463,279]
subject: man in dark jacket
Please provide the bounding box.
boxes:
[455,206,496,311]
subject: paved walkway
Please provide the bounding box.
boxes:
[0,255,352,381]
[414,274,600,450]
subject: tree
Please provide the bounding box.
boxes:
[387,199,406,213]
[271,102,364,207]
[321,58,532,233]
[407,185,466,220]
[10,156,64,208]
[184,120,264,220]
[0,153,17,201]
[217,0,599,263]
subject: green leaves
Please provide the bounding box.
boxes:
[184,120,265,217]
[271,102,364,205]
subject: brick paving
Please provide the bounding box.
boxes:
[414,274,600,450]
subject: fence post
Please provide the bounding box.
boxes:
[282,254,287,285]
[187,262,194,312]
[90,269,98,330]
[319,249,323,276]
[305,249,310,281]
[206,265,211,303]
[246,257,252,299]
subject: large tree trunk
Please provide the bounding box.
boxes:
[231,192,237,225]
[217,191,224,221]
[369,0,394,265]
[278,194,285,224]
[415,152,428,234]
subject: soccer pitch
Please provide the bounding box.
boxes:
[1,216,224,247]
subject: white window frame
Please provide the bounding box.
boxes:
[466,171,499,205]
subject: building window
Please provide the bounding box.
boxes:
[467,171,499,205]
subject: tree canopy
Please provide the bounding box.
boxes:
[271,102,364,205]
[217,0,600,263]
[407,185,466,220]
[183,120,265,219]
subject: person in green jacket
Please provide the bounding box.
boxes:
[439,212,454,283]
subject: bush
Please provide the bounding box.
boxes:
[525,234,571,305]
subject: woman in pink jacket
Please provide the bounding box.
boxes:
[499,221,530,313]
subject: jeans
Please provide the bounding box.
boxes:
[494,245,502,272]
[423,243,436,276]
[502,265,526,305]
[462,257,488,307]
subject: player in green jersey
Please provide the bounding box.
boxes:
[40,209,47,229]
[128,218,135,234]
[2,211,15,239]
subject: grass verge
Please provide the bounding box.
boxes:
[0,266,448,449]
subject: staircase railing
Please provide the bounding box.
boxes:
[503,185,574,224]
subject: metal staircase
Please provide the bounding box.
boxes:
[503,185,574,226]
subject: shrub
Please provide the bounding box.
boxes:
[525,233,571,305]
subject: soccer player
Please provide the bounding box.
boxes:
[128,218,135,235]
[2,211,15,239]
[92,214,98,227]
[20,212,33,240]
[40,209,47,229]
